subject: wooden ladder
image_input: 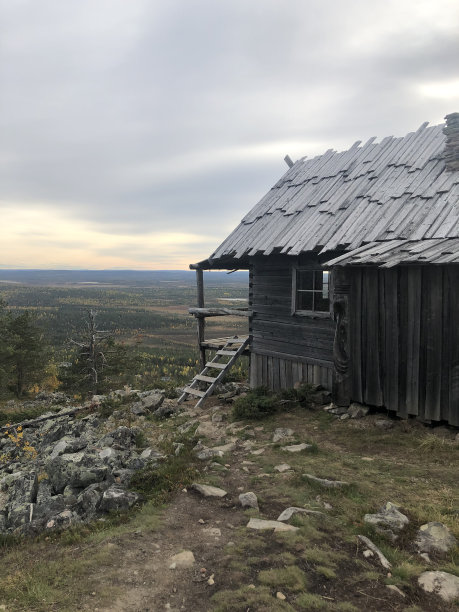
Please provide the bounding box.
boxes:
[178,336,249,408]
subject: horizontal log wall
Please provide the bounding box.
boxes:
[249,256,335,390]
[349,266,459,426]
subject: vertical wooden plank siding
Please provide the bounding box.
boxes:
[350,269,363,402]
[405,268,422,416]
[347,265,458,426]
[362,270,383,406]
[249,255,334,391]
[447,267,459,426]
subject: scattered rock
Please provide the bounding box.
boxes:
[364,502,409,540]
[418,571,459,602]
[239,492,258,510]
[274,464,291,473]
[415,522,457,554]
[251,448,265,455]
[363,549,374,558]
[357,535,391,569]
[195,447,224,461]
[169,550,195,569]
[190,484,228,498]
[276,592,286,600]
[303,473,349,488]
[347,402,369,419]
[246,518,298,532]
[207,574,215,585]
[277,507,324,521]
[281,443,311,453]
[272,428,294,443]
[202,528,221,537]
[100,486,141,512]
[374,419,394,430]
[386,585,405,598]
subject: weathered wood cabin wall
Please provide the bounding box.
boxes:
[347,265,459,426]
[249,255,335,390]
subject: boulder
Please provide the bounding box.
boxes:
[418,571,459,602]
[415,522,457,554]
[364,502,409,539]
[100,486,140,512]
[239,492,259,510]
[141,392,164,411]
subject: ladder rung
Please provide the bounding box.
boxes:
[206,362,226,369]
[226,339,242,344]
[195,374,217,383]
[217,350,237,356]
[183,386,206,397]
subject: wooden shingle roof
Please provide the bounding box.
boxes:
[201,121,459,268]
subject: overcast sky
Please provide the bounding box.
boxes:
[1,0,458,269]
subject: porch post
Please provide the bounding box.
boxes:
[196,268,206,369]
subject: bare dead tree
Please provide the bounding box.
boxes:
[70,309,111,395]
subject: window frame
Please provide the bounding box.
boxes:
[292,267,331,318]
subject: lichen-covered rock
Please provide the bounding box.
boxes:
[100,486,140,512]
[415,522,457,554]
[418,571,459,601]
[364,502,409,540]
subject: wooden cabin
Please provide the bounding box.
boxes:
[190,114,459,426]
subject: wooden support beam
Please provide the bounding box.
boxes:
[189,307,250,317]
[196,269,206,369]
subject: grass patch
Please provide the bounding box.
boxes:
[295,592,333,610]
[258,565,308,592]
[211,585,294,611]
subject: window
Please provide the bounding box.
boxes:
[294,269,330,314]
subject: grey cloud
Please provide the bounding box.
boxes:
[1,0,458,267]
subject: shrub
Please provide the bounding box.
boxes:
[232,383,314,420]
[232,387,278,420]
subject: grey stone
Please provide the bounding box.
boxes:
[303,473,349,488]
[191,483,227,498]
[374,419,394,430]
[357,535,391,569]
[169,550,195,569]
[46,509,77,530]
[277,507,324,521]
[415,522,457,554]
[99,486,140,512]
[274,464,291,473]
[272,428,294,443]
[347,403,369,419]
[141,391,164,411]
[239,492,258,510]
[196,447,224,461]
[418,571,459,602]
[282,443,311,453]
[364,502,409,539]
[246,518,298,532]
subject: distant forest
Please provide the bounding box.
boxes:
[0,270,249,398]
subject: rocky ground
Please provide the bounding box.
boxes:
[0,386,458,611]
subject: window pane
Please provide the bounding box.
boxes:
[313,271,323,290]
[322,271,329,298]
[314,294,330,312]
[297,291,313,311]
[297,270,313,290]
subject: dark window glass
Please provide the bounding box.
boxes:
[295,269,329,313]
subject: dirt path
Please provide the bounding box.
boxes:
[76,399,457,612]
